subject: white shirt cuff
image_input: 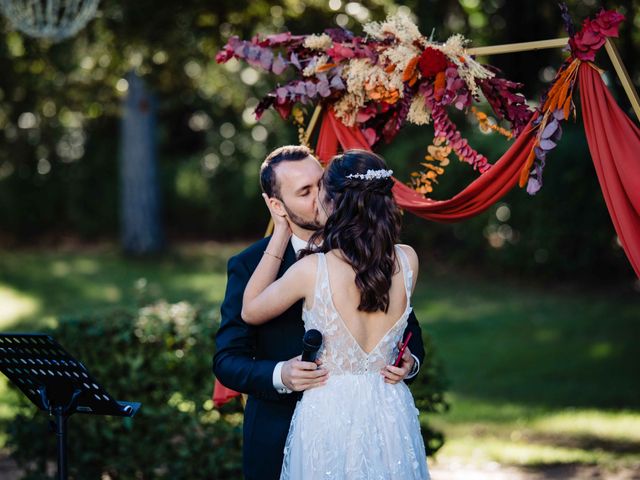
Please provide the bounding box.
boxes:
[273,361,292,394]
[405,354,420,380]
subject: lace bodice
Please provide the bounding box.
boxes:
[301,245,413,376]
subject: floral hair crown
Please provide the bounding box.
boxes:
[346,169,394,180]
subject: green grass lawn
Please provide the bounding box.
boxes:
[1,242,639,472]
[0,242,240,331]
[413,267,640,471]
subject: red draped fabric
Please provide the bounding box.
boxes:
[212,381,239,408]
[317,108,539,222]
[317,75,640,275]
[578,63,640,277]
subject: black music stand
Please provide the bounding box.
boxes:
[0,333,141,480]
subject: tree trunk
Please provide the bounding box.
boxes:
[120,71,163,254]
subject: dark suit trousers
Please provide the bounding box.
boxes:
[243,396,298,480]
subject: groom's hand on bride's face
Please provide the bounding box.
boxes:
[380,346,415,384]
[281,355,329,392]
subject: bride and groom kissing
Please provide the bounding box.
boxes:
[213,145,430,479]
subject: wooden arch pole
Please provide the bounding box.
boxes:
[603,38,640,122]
[467,36,640,122]
[303,104,324,147]
[467,37,570,55]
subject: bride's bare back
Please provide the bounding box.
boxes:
[309,244,418,354]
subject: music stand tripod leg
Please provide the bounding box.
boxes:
[39,387,81,480]
[54,406,68,480]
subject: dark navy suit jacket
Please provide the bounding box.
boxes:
[213,237,425,480]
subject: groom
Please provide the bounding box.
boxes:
[213,145,425,480]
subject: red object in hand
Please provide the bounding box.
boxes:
[393,331,413,367]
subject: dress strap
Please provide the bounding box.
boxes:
[394,245,413,302]
[313,252,328,306]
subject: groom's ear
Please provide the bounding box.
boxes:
[268,196,287,218]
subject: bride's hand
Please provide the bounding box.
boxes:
[262,193,291,238]
[380,345,415,384]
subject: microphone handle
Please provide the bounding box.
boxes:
[301,350,318,363]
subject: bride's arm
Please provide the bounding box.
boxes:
[242,252,313,325]
[241,194,313,325]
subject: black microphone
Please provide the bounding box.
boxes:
[301,329,323,362]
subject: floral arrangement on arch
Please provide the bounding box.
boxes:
[216,14,533,182]
[217,8,625,197]
[518,6,625,194]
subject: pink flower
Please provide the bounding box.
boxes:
[215,36,241,63]
[568,10,625,62]
[569,20,605,61]
[578,20,607,48]
[356,104,377,123]
[591,9,625,37]
[263,32,293,46]
[362,128,378,146]
[326,44,355,62]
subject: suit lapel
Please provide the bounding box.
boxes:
[280,241,296,276]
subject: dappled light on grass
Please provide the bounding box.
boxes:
[426,396,640,468]
[0,286,40,329]
[532,410,640,444]
[0,243,237,455]
[50,257,100,277]
[413,275,640,409]
[588,342,614,360]
[411,271,640,470]
[0,243,233,330]
[438,434,640,468]
[420,298,505,323]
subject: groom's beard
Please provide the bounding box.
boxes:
[282,202,323,232]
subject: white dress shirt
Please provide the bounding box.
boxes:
[272,234,420,394]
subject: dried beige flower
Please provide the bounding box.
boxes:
[303,34,333,51]
[364,13,422,44]
[407,94,432,125]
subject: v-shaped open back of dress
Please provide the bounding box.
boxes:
[301,245,414,376]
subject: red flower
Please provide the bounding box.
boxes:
[418,47,448,78]
[591,9,625,37]
[568,10,625,62]
[569,21,605,61]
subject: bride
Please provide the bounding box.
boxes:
[242,149,430,479]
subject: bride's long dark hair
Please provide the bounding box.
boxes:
[302,150,402,313]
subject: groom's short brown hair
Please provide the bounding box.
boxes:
[260,145,312,199]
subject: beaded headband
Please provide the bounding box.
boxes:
[345,169,394,180]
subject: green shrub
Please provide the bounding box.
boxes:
[412,334,449,456]
[5,302,243,479]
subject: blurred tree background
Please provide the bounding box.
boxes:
[0,0,638,282]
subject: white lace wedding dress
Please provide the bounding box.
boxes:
[280,246,430,480]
